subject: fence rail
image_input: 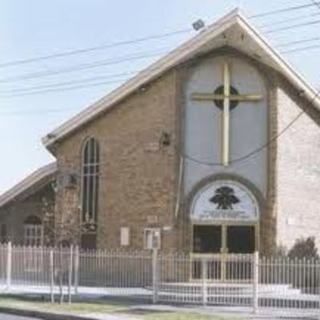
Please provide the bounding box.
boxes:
[0,243,319,315]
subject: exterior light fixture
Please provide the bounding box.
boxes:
[192,19,205,31]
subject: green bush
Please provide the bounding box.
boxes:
[288,237,319,259]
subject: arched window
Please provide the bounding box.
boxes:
[81,137,100,231]
[24,215,43,246]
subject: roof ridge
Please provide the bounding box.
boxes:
[0,162,57,208]
[42,8,320,151]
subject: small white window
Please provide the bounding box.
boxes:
[24,216,43,246]
[144,228,161,250]
[120,227,130,246]
[23,216,43,272]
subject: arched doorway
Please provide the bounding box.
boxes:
[190,179,260,280]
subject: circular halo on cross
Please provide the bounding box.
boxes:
[213,85,239,110]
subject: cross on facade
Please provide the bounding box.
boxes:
[191,62,262,166]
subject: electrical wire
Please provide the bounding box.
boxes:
[257,11,320,29]
[264,19,320,33]
[281,44,320,53]
[0,29,192,68]
[0,2,319,70]
[0,40,319,98]
[0,48,168,83]
[181,89,320,167]
[249,1,320,18]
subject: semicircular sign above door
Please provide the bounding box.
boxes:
[190,180,259,223]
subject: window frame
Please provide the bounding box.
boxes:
[80,137,100,232]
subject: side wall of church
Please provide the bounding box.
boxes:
[276,78,320,251]
[0,184,55,245]
[53,71,180,250]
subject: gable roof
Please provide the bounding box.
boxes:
[42,8,320,151]
[0,163,57,208]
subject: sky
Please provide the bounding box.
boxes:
[0,0,319,193]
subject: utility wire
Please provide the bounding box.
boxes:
[249,1,320,18]
[264,19,320,33]
[0,78,126,98]
[276,36,320,47]
[181,88,320,167]
[0,48,168,83]
[1,17,320,85]
[311,0,320,9]
[0,29,192,68]
[258,11,320,28]
[0,2,319,69]
[281,44,320,53]
[0,37,319,98]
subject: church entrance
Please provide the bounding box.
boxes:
[189,179,260,281]
[192,224,257,280]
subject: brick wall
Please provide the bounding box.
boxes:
[276,79,320,251]
[54,71,180,250]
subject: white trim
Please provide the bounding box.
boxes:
[42,8,320,149]
[0,163,57,208]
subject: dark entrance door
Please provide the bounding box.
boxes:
[193,225,222,253]
[227,226,255,253]
[226,225,255,280]
[192,225,222,279]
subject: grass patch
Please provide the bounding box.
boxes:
[0,295,134,314]
[0,296,240,319]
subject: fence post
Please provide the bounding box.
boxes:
[202,258,208,306]
[152,248,158,304]
[6,241,12,290]
[73,245,79,295]
[318,258,320,315]
[49,249,55,303]
[252,251,259,314]
[68,245,73,304]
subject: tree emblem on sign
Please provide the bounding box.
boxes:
[209,186,240,209]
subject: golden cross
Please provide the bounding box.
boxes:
[191,62,262,166]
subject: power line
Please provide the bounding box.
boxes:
[264,19,320,33]
[258,11,320,29]
[276,36,320,47]
[311,0,320,9]
[1,17,320,85]
[0,78,126,98]
[0,2,319,70]
[249,1,320,19]
[0,37,319,98]
[0,71,138,94]
[0,29,192,68]
[281,44,320,53]
[181,88,320,167]
[0,48,168,83]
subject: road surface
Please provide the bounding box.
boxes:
[0,315,41,320]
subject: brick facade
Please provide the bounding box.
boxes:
[51,51,320,253]
[1,51,319,255]
[53,71,180,249]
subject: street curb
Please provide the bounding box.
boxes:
[0,306,99,320]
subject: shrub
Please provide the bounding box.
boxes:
[288,237,319,259]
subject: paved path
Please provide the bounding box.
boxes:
[0,314,41,320]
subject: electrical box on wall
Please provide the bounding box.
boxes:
[144,228,161,250]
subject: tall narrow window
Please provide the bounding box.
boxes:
[81,137,100,233]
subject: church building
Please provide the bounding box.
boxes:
[1,9,320,256]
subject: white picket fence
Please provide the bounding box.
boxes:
[0,243,319,315]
